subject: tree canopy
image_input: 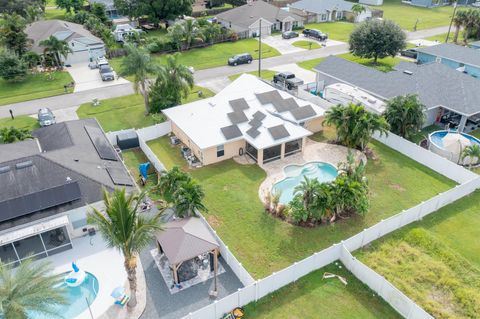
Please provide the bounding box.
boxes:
[114,0,193,23]
[0,13,28,56]
[384,94,425,139]
[0,50,27,81]
[349,19,406,63]
[55,0,83,13]
[0,0,45,15]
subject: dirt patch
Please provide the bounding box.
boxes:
[207,214,222,228]
[428,287,461,317]
[388,183,406,191]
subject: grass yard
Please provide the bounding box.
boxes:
[298,53,402,72]
[0,116,40,130]
[0,71,74,106]
[244,263,401,319]
[304,22,356,42]
[110,38,280,71]
[147,130,454,278]
[291,40,321,50]
[228,70,276,82]
[121,148,161,201]
[372,0,454,31]
[77,86,214,132]
[356,190,480,318]
[408,124,441,144]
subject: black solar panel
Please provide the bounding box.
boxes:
[106,167,134,186]
[253,111,266,121]
[221,125,242,140]
[227,111,248,124]
[249,118,262,128]
[283,98,299,110]
[268,125,290,140]
[256,91,283,105]
[256,91,299,113]
[0,181,81,223]
[290,105,316,121]
[229,98,249,111]
[84,125,118,161]
[246,127,260,138]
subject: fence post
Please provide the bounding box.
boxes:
[377,220,384,239]
[416,201,424,221]
[360,229,367,248]
[293,262,298,282]
[225,245,229,264]
[237,288,241,306]
[254,280,259,302]
[398,210,405,228]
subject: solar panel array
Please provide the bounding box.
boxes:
[256,91,300,113]
[252,111,266,121]
[84,125,118,161]
[268,125,290,140]
[0,181,81,223]
[227,111,248,124]
[248,118,262,128]
[106,167,134,186]
[246,127,260,138]
[221,125,242,140]
[290,105,316,121]
[229,98,249,111]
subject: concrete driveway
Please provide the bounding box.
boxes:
[270,63,316,84]
[260,34,346,55]
[66,63,130,93]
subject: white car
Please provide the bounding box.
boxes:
[89,57,109,69]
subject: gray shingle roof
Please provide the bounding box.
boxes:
[289,0,366,14]
[216,0,302,29]
[416,43,480,68]
[314,56,480,116]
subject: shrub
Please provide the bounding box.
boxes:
[0,50,27,81]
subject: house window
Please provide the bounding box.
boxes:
[336,11,343,19]
[321,14,327,21]
[217,144,225,157]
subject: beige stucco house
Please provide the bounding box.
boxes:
[162,74,325,166]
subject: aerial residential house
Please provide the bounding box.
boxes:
[289,0,373,23]
[313,56,480,132]
[216,0,303,37]
[0,119,134,266]
[162,74,324,166]
[416,43,480,78]
[402,0,448,7]
[26,20,105,64]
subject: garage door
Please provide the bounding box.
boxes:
[65,50,91,65]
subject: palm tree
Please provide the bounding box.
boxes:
[168,19,205,50]
[0,127,32,144]
[202,22,222,44]
[156,166,191,203]
[120,44,158,114]
[39,36,72,67]
[452,10,468,43]
[461,144,480,168]
[351,4,366,22]
[174,178,207,218]
[87,189,164,307]
[0,258,67,318]
[294,176,320,211]
[384,94,425,139]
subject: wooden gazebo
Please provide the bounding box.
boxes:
[155,217,220,293]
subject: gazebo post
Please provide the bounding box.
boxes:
[173,263,179,284]
[213,248,218,293]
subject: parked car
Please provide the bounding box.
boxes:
[228,53,253,66]
[282,31,299,39]
[302,29,328,41]
[400,48,418,59]
[89,56,108,69]
[273,72,304,90]
[99,64,115,81]
[38,108,56,127]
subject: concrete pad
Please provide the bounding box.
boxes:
[67,63,130,93]
[408,39,441,47]
[197,77,230,93]
[270,63,316,84]
[259,35,346,55]
[29,106,79,123]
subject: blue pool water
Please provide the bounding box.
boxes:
[429,130,480,149]
[32,272,99,319]
[272,162,338,204]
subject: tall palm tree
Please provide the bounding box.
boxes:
[120,44,158,114]
[182,19,204,50]
[156,166,191,203]
[0,127,32,144]
[384,94,425,139]
[202,22,222,45]
[294,176,320,212]
[39,36,72,67]
[0,258,67,318]
[174,178,207,218]
[452,10,468,43]
[461,144,480,169]
[87,189,164,308]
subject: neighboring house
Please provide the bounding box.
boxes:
[360,0,383,5]
[314,56,480,132]
[88,0,117,17]
[416,43,480,78]
[216,0,304,37]
[26,20,105,65]
[469,40,480,50]
[402,0,452,8]
[289,0,373,23]
[112,24,143,42]
[162,74,325,166]
[0,119,134,267]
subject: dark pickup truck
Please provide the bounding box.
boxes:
[302,29,328,41]
[273,72,304,90]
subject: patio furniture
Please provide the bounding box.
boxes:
[170,135,180,145]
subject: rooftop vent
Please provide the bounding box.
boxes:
[15,161,33,169]
[403,70,413,75]
[208,102,216,107]
[0,166,10,174]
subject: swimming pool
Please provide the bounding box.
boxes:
[32,272,99,319]
[428,130,480,164]
[272,162,338,204]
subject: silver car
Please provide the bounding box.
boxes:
[38,108,56,127]
[99,64,115,81]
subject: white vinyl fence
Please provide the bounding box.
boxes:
[105,121,171,145]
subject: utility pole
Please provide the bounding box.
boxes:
[258,18,262,77]
[446,2,458,43]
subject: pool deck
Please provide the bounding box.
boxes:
[258,138,366,202]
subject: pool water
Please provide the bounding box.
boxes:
[429,130,480,149]
[32,272,99,319]
[272,162,338,204]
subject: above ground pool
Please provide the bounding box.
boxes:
[428,130,480,164]
[32,272,99,319]
[272,162,338,204]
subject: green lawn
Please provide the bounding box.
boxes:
[298,53,402,72]
[44,6,66,20]
[291,40,321,50]
[144,28,168,39]
[372,0,454,31]
[0,116,40,130]
[304,21,356,42]
[77,85,214,132]
[245,263,401,319]
[110,38,280,71]
[408,124,441,144]
[228,70,276,82]
[0,71,74,106]
[356,190,480,319]
[147,131,454,278]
